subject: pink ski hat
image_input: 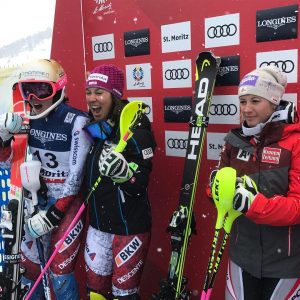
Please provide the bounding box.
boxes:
[86,64,125,99]
[238,65,287,105]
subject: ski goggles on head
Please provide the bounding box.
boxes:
[18,76,67,101]
[84,120,113,140]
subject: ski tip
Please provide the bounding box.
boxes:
[195,51,221,70]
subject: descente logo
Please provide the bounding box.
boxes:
[30,129,68,143]
[291,287,300,299]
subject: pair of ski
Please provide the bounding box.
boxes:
[152,51,242,300]
[152,51,221,300]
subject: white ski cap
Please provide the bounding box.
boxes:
[238,66,287,105]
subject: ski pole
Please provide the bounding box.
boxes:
[204,208,241,300]
[204,175,258,299]
[20,160,52,300]
[25,101,146,300]
[200,167,236,300]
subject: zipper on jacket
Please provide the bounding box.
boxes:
[90,141,103,229]
[288,226,291,256]
[250,137,258,162]
[118,187,129,235]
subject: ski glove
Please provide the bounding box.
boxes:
[233,175,258,214]
[0,113,23,143]
[27,205,64,238]
[99,146,133,183]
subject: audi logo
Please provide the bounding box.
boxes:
[167,138,188,149]
[259,60,294,73]
[93,42,113,53]
[207,24,237,38]
[165,68,190,80]
[144,105,151,115]
[210,104,237,116]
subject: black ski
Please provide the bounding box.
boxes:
[152,51,220,300]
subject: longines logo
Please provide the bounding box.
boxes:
[257,16,296,30]
[256,5,298,42]
[216,56,240,86]
[125,37,148,48]
[165,105,191,114]
[218,65,238,77]
[30,129,68,144]
[124,28,150,57]
[164,97,192,123]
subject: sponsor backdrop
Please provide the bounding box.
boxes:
[51,0,300,299]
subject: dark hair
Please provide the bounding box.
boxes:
[109,96,127,124]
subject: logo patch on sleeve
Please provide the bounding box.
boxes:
[237,149,251,161]
[261,147,281,164]
[142,147,153,159]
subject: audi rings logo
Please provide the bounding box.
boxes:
[144,105,151,115]
[93,42,113,53]
[210,104,237,116]
[165,68,190,80]
[259,60,294,73]
[167,138,188,149]
[207,24,237,38]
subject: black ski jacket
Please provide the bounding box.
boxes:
[84,111,156,235]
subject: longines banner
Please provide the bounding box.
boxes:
[216,55,240,86]
[124,28,150,57]
[163,96,192,123]
[256,4,298,42]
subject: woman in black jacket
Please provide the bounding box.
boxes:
[83,64,156,300]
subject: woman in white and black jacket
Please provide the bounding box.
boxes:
[83,64,156,300]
